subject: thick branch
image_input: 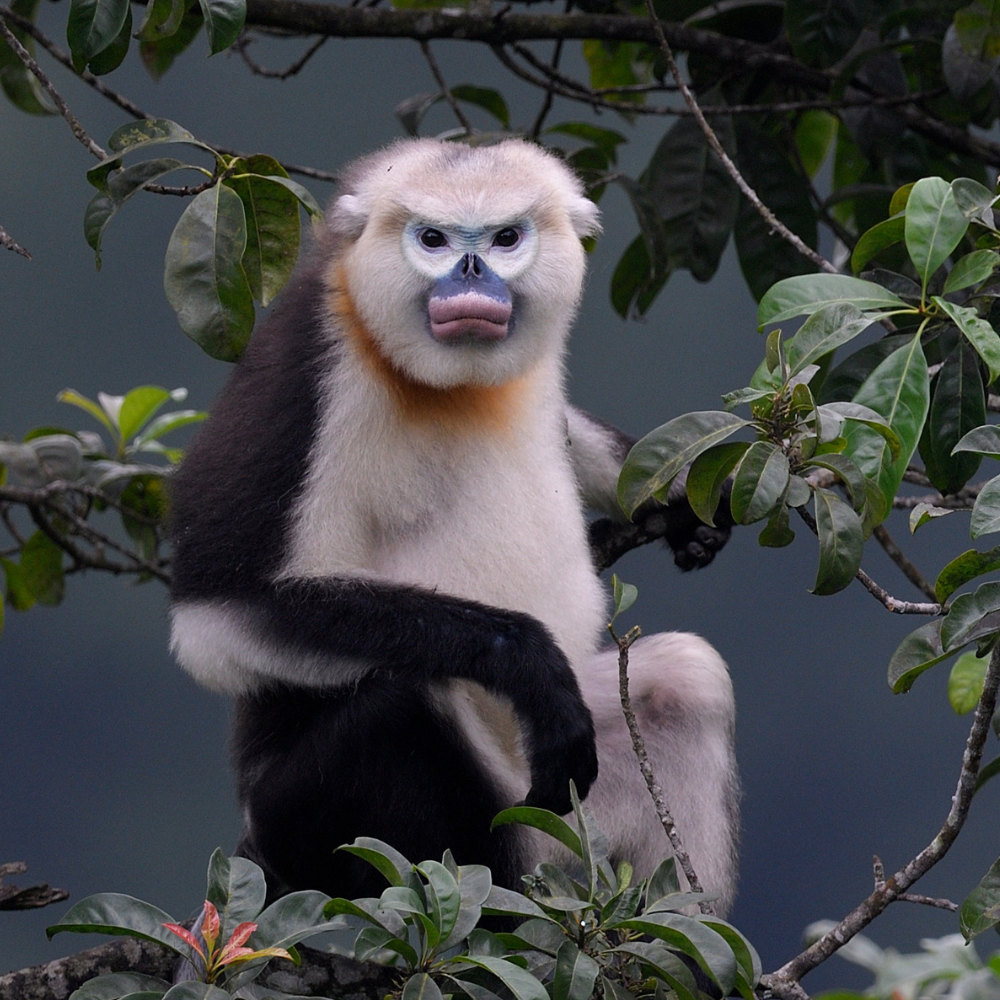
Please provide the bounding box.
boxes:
[761,642,1000,997]
[0,941,396,1000]
[0,863,68,912]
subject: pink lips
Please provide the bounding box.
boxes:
[428,291,512,342]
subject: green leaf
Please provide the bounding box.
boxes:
[954,424,1000,457]
[581,40,644,100]
[450,85,509,127]
[910,502,954,535]
[759,503,795,547]
[795,110,837,178]
[976,755,1000,793]
[107,118,214,158]
[785,303,874,376]
[84,158,192,257]
[251,889,334,952]
[851,215,905,274]
[972,473,1000,538]
[19,530,65,606]
[459,956,550,1000]
[618,411,751,518]
[611,574,638,622]
[953,177,998,228]
[117,387,173,445]
[416,859,461,944]
[337,838,412,887]
[2,558,33,611]
[163,184,255,361]
[0,0,56,115]
[195,0,244,53]
[784,0,866,68]
[812,487,864,595]
[936,547,1000,602]
[933,297,1000,384]
[944,249,1000,293]
[888,619,956,693]
[758,274,907,327]
[490,807,582,858]
[610,234,668,319]
[609,912,737,993]
[552,940,600,1000]
[46,894,182,952]
[402,974,444,1000]
[139,10,202,79]
[804,454,868,514]
[732,118,818,302]
[135,0,187,42]
[942,581,1000,649]
[637,108,738,284]
[960,855,1000,941]
[480,885,546,919]
[225,160,300,307]
[66,0,129,65]
[905,178,970,295]
[205,849,266,940]
[818,333,913,404]
[546,123,626,161]
[922,337,986,493]
[686,442,749,526]
[134,409,206,450]
[730,442,789,525]
[67,972,171,999]
[949,652,989,713]
[85,2,131,75]
[264,175,324,220]
[160,984,232,1000]
[842,335,929,524]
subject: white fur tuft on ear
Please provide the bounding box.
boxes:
[330,193,369,238]
[569,197,601,239]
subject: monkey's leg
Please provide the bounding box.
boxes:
[231,678,526,902]
[572,633,739,916]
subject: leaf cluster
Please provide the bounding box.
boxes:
[84,119,323,361]
[47,848,339,999]
[619,174,1000,597]
[0,384,203,631]
[323,786,758,1000]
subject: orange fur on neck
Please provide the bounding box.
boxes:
[329,266,531,434]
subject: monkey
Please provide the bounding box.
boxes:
[168,138,739,915]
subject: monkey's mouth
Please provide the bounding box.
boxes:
[427,292,512,343]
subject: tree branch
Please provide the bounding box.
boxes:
[612,625,710,912]
[0,220,31,259]
[761,641,1000,997]
[0,14,105,158]
[872,524,937,603]
[0,863,68,912]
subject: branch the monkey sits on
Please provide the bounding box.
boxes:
[168,138,739,914]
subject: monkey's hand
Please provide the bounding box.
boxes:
[588,480,733,574]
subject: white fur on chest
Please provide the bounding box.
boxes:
[279,348,607,670]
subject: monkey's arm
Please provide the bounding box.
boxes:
[566,405,732,571]
[170,579,597,815]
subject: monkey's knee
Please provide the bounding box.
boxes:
[623,632,734,727]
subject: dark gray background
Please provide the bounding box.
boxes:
[2,18,997,991]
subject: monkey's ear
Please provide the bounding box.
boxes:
[330,194,369,238]
[569,197,601,239]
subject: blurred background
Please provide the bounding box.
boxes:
[2,16,997,991]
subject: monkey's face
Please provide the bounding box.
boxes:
[331,140,600,389]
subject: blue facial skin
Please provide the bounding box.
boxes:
[433,253,511,308]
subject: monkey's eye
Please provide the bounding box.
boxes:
[418,228,448,249]
[492,228,521,249]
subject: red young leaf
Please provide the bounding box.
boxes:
[163,922,207,961]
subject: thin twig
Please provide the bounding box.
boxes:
[420,40,473,134]
[0,6,338,184]
[0,221,31,259]
[639,0,835,274]
[529,37,563,139]
[872,524,937,602]
[796,508,941,615]
[234,31,327,79]
[0,14,105,158]
[612,624,712,913]
[762,644,1000,996]
[871,856,958,911]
